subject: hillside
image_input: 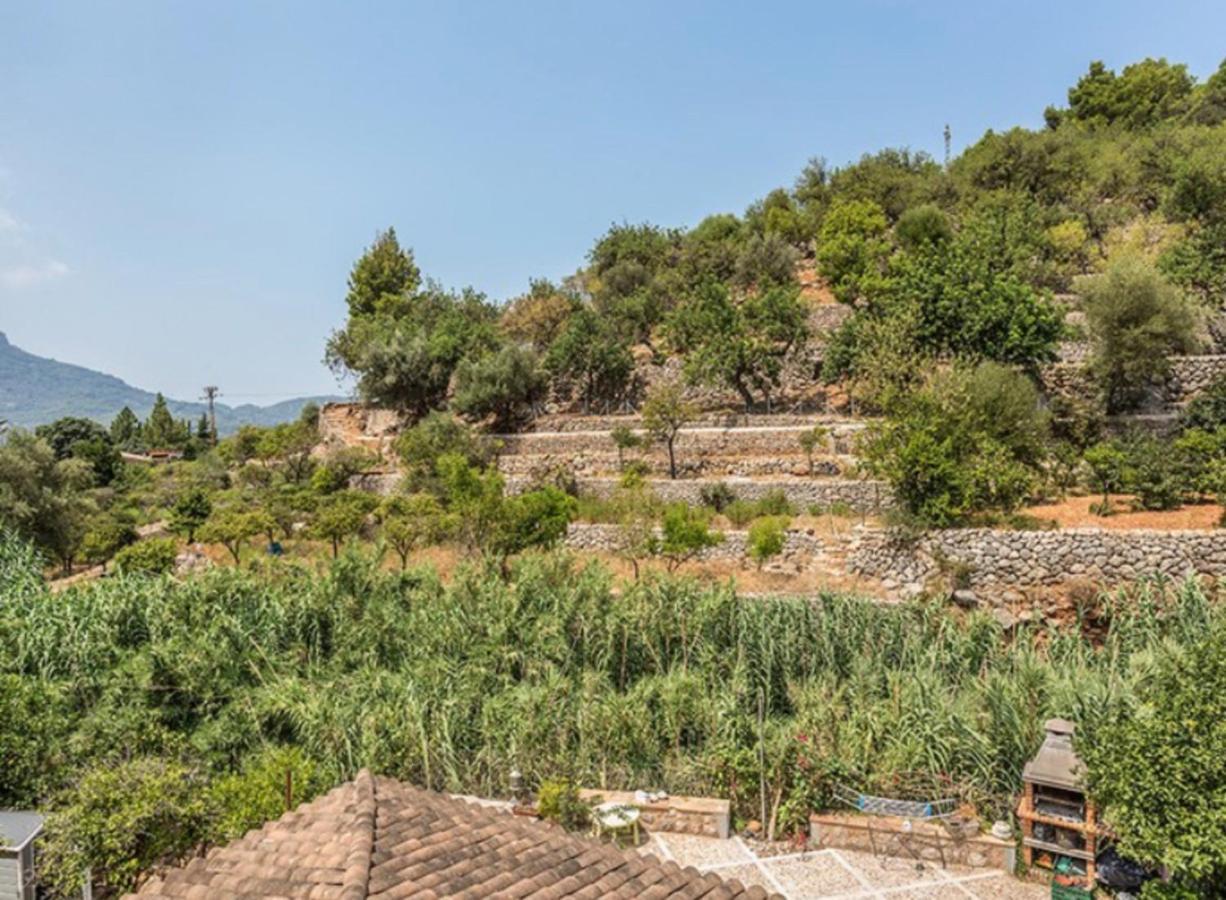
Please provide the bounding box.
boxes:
[0,331,342,433]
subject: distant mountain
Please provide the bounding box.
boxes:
[0,331,345,433]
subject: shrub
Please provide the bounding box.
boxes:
[113,538,178,576]
[452,344,547,431]
[724,499,757,528]
[862,363,1048,526]
[1080,621,1226,893]
[40,758,214,898]
[699,482,737,513]
[1124,436,1185,511]
[536,779,590,832]
[753,489,794,517]
[1079,257,1201,413]
[656,503,723,571]
[747,516,790,569]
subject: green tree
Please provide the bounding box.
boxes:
[747,515,789,569]
[545,307,634,413]
[311,490,377,558]
[39,758,214,898]
[610,424,642,470]
[35,416,121,485]
[490,486,577,562]
[110,406,140,448]
[256,420,318,483]
[1079,257,1201,413]
[81,514,137,571]
[876,229,1064,368]
[1066,58,1195,128]
[815,198,891,303]
[170,488,212,543]
[797,426,829,476]
[1080,622,1226,893]
[380,493,455,567]
[341,227,421,318]
[862,363,1049,526]
[499,278,580,351]
[113,537,179,576]
[452,344,547,430]
[396,412,495,495]
[198,508,265,565]
[641,380,696,479]
[326,253,500,414]
[0,431,95,573]
[209,746,330,844]
[894,204,952,251]
[1084,441,1128,516]
[141,393,190,449]
[666,281,809,411]
[656,503,723,572]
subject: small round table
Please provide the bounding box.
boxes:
[592,802,641,847]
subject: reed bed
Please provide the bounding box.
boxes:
[1,533,1216,831]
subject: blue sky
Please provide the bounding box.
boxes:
[2,1,1224,403]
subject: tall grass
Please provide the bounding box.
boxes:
[1,535,1217,829]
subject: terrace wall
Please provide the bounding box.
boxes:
[516,477,890,514]
[847,527,1226,590]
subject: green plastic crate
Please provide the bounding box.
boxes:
[1051,882,1093,900]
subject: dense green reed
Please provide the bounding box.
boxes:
[1,532,1217,833]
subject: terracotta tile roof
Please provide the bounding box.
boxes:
[126,770,776,899]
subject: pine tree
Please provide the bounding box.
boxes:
[344,227,421,318]
[141,393,179,449]
[196,414,211,443]
[110,407,140,448]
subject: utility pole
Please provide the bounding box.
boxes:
[201,386,219,445]
[943,124,952,170]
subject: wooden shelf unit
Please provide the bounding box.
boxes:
[1017,783,1107,887]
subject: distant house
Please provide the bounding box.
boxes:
[123,770,772,898]
[0,812,43,900]
[119,449,184,464]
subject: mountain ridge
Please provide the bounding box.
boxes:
[0,331,344,433]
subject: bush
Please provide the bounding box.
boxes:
[1080,621,1226,893]
[747,516,790,568]
[40,758,214,898]
[112,538,178,576]
[452,344,547,431]
[1079,257,1201,413]
[699,482,737,513]
[1125,435,1186,511]
[396,412,494,494]
[536,779,590,832]
[724,499,757,528]
[753,489,794,517]
[862,363,1048,526]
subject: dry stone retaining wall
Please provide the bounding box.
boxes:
[564,523,823,562]
[496,422,866,457]
[519,476,890,514]
[847,527,1226,590]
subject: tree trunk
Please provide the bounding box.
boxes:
[331,538,340,558]
[667,437,677,479]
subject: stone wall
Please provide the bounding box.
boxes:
[1040,354,1226,407]
[578,790,731,839]
[317,403,404,458]
[847,526,1226,590]
[498,451,850,479]
[1164,355,1226,402]
[520,477,891,515]
[809,814,1011,871]
[497,421,866,456]
[564,523,824,563]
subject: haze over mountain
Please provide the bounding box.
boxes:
[0,331,344,433]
